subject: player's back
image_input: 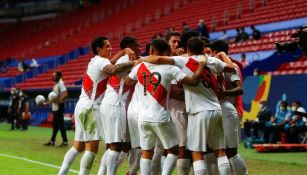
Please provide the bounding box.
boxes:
[132,62,186,122]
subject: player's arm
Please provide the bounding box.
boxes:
[103,61,136,75]
[109,48,137,64]
[220,80,243,96]
[141,55,175,65]
[216,52,235,72]
[58,90,68,103]
[124,64,140,86]
[180,61,206,85]
[124,76,137,86]
[169,84,184,101]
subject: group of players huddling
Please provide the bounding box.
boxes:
[57,30,248,175]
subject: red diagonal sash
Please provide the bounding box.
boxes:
[137,63,167,109]
[95,78,109,100]
[82,73,93,99]
[185,58,219,96]
[108,75,131,94]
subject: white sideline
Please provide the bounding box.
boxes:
[0,153,79,174]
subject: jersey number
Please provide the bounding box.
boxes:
[142,71,161,96]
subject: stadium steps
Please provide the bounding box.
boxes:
[15,54,91,90]
[268,56,307,75]
[217,0,307,31]
[228,29,297,54]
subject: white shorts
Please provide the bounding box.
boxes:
[169,99,188,147]
[100,103,129,144]
[127,112,140,148]
[221,101,240,148]
[74,105,103,142]
[187,110,225,152]
[138,121,179,150]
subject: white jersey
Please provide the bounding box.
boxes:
[52,80,67,111]
[169,80,186,112]
[173,55,226,114]
[76,55,111,109]
[128,62,187,122]
[127,83,142,117]
[222,66,241,105]
[102,55,132,106]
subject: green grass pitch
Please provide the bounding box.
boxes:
[1,124,307,175]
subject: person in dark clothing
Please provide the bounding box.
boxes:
[251,25,261,40]
[44,71,68,147]
[196,19,209,39]
[266,101,291,143]
[234,28,241,43]
[8,88,20,130]
[244,101,272,141]
[285,101,307,143]
[240,27,249,41]
[18,90,30,130]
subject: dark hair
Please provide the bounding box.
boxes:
[145,42,151,54]
[166,31,181,42]
[181,30,200,50]
[91,36,108,55]
[199,36,210,47]
[54,71,62,79]
[210,40,229,54]
[241,53,246,58]
[187,37,204,55]
[120,36,137,50]
[293,101,301,107]
[150,38,170,55]
[281,101,288,107]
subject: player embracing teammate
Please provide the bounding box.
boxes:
[58,34,248,175]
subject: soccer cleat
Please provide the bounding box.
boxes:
[58,142,68,147]
[44,141,55,146]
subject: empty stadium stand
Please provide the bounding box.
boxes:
[1,0,307,91]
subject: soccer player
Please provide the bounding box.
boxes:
[58,36,136,175]
[210,40,248,175]
[166,31,184,56]
[125,38,206,175]
[98,36,141,175]
[142,37,235,175]
[167,31,193,175]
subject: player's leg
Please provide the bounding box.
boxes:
[187,112,208,175]
[127,113,141,175]
[128,147,141,175]
[58,141,85,175]
[138,121,157,175]
[205,148,219,175]
[98,144,110,175]
[106,142,122,175]
[176,111,190,175]
[151,139,164,175]
[80,140,100,175]
[209,110,230,175]
[222,110,248,175]
[155,121,179,175]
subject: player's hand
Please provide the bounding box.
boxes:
[125,48,137,60]
[175,48,184,55]
[216,52,226,60]
[198,55,208,64]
